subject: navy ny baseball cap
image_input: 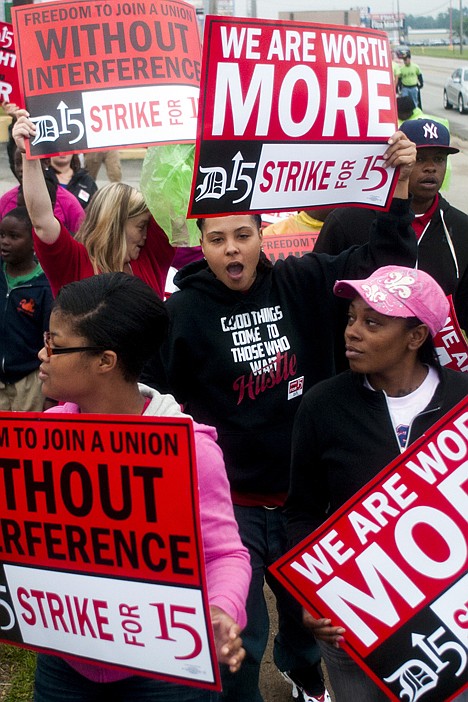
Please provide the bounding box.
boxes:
[400,119,459,154]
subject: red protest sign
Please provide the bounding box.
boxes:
[0,413,219,690]
[271,398,468,702]
[188,17,398,217]
[262,232,319,264]
[435,296,468,373]
[11,0,201,157]
[0,22,20,105]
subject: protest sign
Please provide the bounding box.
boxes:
[271,397,468,702]
[188,17,398,217]
[262,232,319,264]
[11,0,201,157]
[0,413,219,690]
[0,21,20,105]
[435,296,468,373]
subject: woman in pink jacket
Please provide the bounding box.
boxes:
[36,272,251,701]
[0,147,85,235]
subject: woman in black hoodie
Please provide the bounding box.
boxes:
[286,266,468,701]
[151,132,418,702]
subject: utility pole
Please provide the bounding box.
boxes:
[460,0,464,54]
[396,0,401,43]
[450,0,453,46]
[247,0,257,18]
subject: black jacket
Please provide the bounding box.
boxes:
[48,168,98,209]
[155,200,417,496]
[314,196,468,329]
[286,366,468,546]
[0,268,53,383]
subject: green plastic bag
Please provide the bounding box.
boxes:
[140,143,199,247]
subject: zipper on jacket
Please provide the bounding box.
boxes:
[406,405,441,449]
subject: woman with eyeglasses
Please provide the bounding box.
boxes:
[36,272,251,702]
[12,113,178,299]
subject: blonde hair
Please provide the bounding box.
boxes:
[75,182,149,274]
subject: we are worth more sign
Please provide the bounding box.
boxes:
[271,398,468,702]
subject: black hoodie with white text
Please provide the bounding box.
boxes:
[156,199,416,498]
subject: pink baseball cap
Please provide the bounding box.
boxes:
[333,266,449,337]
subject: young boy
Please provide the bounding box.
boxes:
[0,206,53,410]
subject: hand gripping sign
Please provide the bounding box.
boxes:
[0,413,220,691]
[188,17,399,217]
[11,0,201,157]
[271,397,468,702]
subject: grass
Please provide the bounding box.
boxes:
[0,645,35,702]
[410,46,468,60]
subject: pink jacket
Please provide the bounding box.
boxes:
[0,185,85,234]
[45,385,251,683]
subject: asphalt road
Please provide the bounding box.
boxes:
[413,54,468,140]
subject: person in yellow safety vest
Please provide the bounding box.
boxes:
[397,51,423,108]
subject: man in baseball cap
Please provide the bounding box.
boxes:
[396,119,464,272]
[315,118,468,337]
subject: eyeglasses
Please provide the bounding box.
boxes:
[43,332,105,357]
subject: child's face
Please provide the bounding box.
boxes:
[0,215,34,267]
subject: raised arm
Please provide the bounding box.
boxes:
[12,111,61,244]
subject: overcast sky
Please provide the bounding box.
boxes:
[232,0,451,20]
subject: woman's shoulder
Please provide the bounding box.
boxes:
[438,365,468,389]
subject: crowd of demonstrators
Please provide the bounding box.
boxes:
[0,146,85,235]
[285,266,468,702]
[0,206,52,411]
[46,153,98,209]
[142,132,418,702]
[34,271,251,702]
[84,149,122,183]
[2,75,468,702]
[314,118,468,333]
[12,112,178,298]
